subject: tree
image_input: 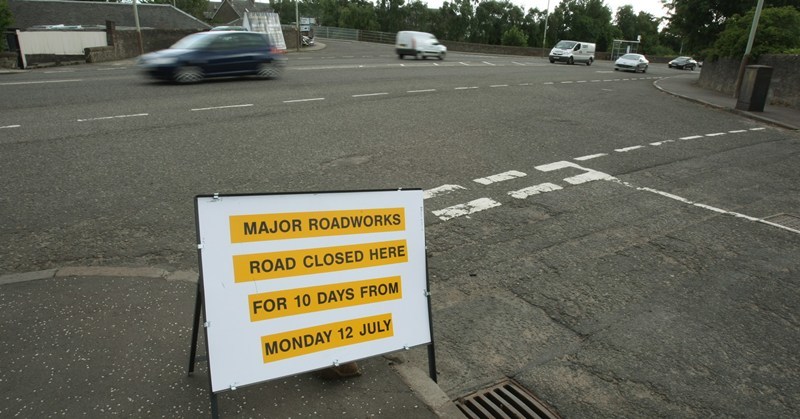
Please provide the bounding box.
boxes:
[0,0,12,51]
[711,6,800,58]
[550,0,615,51]
[663,0,800,54]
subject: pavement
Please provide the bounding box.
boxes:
[1,52,798,419]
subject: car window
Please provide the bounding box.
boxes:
[621,54,639,60]
[574,43,581,50]
[171,33,213,49]
[555,41,576,49]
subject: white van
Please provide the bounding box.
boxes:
[549,40,596,65]
[395,31,447,60]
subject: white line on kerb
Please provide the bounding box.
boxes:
[509,183,562,199]
[352,92,388,98]
[483,61,496,66]
[191,104,253,111]
[408,89,436,93]
[1,125,21,129]
[1,79,82,86]
[283,98,325,103]
[423,184,466,200]
[433,198,501,221]
[574,153,607,161]
[474,170,526,185]
[77,113,148,122]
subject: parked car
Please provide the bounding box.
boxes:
[395,31,446,60]
[668,56,698,70]
[137,31,285,83]
[549,40,596,65]
[614,53,649,73]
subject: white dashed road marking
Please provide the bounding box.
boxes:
[423,184,466,200]
[473,170,526,185]
[433,198,502,221]
[77,113,148,122]
[509,183,563,199]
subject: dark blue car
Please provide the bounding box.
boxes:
[137,31,286,83]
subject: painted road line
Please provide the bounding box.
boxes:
[535,161,616,185]
[432,198,501,221]
[705,132,726,137]
[77,113,148,122]
[509,183,563,199]
[473,170,527,185]
[490,84,509,88]
[561,81,574,84]
[650,140,675,146]
[284,98,325,103]
[1,79,82,86]
[610,180,800,235]
[575,153,608,161]
[729,129,748,133]
[408,89,436,93]
[191,104,254,111]
[750,127,766,131]
[544,82,554,85]
[680,135,704,140]
[483,61,496,66]
[615,145,644,152]
[423,184,466,200]
[353,93,389,98]
[1,125,21,129]
[455,86,478,90]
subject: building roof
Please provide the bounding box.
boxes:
[8,0,211,30]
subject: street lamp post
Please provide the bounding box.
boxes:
[541,0,550,58]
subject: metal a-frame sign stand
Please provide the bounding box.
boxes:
[186,191,438,418]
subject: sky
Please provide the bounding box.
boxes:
[421,0,670,19]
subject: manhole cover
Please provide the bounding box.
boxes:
[454,378,560,419]
[762,213,800,232]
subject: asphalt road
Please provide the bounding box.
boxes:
[2,39,799,418]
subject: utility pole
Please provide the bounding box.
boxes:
[133,0,143,55]
[541,0,550,58]
[734,0,765,97]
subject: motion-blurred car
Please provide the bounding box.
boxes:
[668,56,698,70]
[614,53,649,73]
[137,31,285,83]
[210,26,248,31]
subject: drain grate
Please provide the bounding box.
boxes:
[454,378,561,419]
[762,213,800,232]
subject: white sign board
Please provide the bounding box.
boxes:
[195,190,431,392]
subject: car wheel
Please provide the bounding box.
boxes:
[549,58,555,63]
[642,65,647,73]
[438,52,445,61]
[567,57,574,65]
[586,57,593,66]
[173,65,203,83]
[398,54,404,59]
[257,62,281,79]
[416,51,423,60]
[688,65,694,71]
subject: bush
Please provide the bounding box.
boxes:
[711,6,800,59]
[501,26,527,47]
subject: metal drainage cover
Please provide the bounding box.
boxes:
[763,213,800,232]
[454,378,561,419]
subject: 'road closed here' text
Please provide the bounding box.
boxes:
[261,313,394,363]
[232,240,408,283]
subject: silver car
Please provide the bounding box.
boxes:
[614,53,649,73]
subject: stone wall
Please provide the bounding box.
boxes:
[0,51,19,69]
[698,55,800,109]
